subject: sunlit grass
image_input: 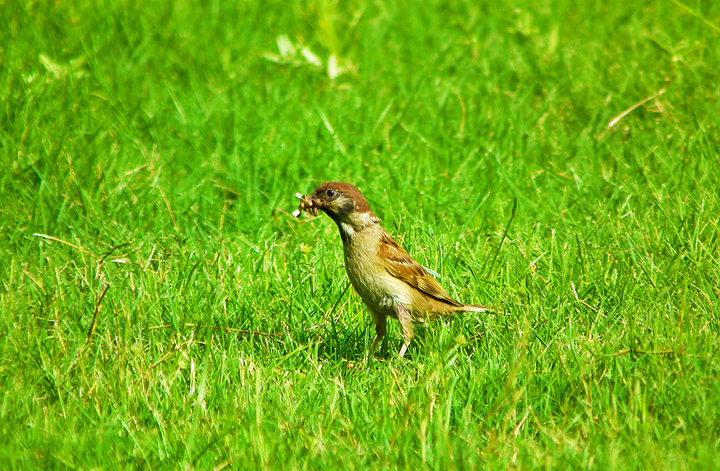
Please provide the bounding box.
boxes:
[1,0,719,468]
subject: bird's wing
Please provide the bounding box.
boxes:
[378,231,462,307]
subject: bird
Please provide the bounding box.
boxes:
[294,181,490,357]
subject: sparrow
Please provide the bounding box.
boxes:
[294,181,489,357]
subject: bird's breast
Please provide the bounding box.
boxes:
[342,232,411,316]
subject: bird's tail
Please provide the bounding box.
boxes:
[460,303,490,313]
[459,304,509,315]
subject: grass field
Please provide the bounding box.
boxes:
[1,0,719,468]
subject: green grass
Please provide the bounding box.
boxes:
[1,0,719,468]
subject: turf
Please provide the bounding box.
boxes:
[1,0,719,468]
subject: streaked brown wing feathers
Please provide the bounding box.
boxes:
[378,232,462,306]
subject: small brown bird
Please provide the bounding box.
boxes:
[294,181,489,357]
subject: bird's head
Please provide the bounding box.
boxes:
[295,181,379,238]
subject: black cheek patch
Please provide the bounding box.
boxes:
[337,198,355,215]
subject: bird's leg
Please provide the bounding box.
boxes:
[370,313,387,355]
[395,305,414,358]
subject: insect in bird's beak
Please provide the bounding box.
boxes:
[293,192,319,217]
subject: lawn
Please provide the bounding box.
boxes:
[1,0,719,468]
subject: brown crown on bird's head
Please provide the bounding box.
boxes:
[312,182,371,212]
[295,182,374,220]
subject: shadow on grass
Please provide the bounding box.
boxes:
[310,323,439,362]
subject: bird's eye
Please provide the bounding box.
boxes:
[326,189,336,198]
